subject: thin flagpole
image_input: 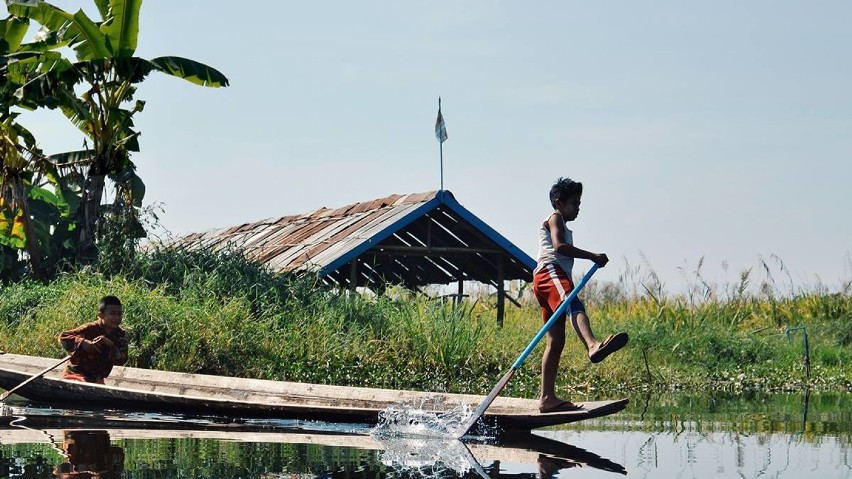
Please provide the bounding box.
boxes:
[439,97,444,191]
[435,97,448,191]
[440,138,444,191]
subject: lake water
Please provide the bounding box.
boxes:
[0,391,849,478]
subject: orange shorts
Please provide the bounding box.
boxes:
[62,371,105,384]
[532,263,586,323]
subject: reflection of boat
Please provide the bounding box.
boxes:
[0,353,627,431]
[497,431,626,475]
[0,424,625,477]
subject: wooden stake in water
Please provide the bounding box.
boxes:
[456,265,600,436]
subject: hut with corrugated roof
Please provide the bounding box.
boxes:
[170,190,535,324]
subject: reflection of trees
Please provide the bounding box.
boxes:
[570,391,851,446]
[0,440,389,479]
[118,440,387,478]
[0,444,56,479]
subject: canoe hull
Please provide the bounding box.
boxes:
[0,353,627,431]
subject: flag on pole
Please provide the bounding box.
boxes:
[435,98,448,144]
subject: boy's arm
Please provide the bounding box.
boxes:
[547,215,609,267]
[58,323,95,354]
[111,334,129,366]
[90,334,129,365]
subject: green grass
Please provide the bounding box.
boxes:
[1,247,849,398]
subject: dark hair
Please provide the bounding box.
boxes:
[98,295,122,312]
[549,177,583,208]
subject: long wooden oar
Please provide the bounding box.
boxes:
[457,264,600,436]
[0,355,72,402]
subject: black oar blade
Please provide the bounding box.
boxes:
[458,368,516,436]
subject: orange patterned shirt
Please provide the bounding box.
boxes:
[58,321,128,383]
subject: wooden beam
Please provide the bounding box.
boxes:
[505,292,522,308]
[372,246,502,255]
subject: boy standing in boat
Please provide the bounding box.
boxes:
[533,177,628,413]
[58,295,129,384]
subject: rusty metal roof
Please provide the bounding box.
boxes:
[168,190,535,290]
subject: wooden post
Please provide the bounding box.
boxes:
[349,260,358,292]
[497,255,505,327]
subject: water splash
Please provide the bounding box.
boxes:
[370,398,499,478]
[373,396,473,438]
[371,434,489,479]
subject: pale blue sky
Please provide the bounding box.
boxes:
[15,1,852,291]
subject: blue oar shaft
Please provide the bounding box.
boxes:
[457,264,599,436]
[511,264,599,369]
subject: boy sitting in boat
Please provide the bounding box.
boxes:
[533,177,628,413]
[58,295,129,384]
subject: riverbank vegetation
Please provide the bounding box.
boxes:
[1,247,849,398]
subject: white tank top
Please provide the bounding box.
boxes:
[534,213,574,276]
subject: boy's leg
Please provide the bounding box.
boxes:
[570,310,598,353]
[572,310,629,363]
[533,264,581,412]
[540,317,566,410]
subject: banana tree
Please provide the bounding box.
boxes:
[8,0,229,260]
[0,11,75,280]
[0,130,81,281]
[0,15,33,276]
[0,121,40,277]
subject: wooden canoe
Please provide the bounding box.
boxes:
[0,352,628,431]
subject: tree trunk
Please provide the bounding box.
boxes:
[11,180,46,280]
[77,167,105,261]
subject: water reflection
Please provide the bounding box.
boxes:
[372,436,490,478]
[54,430,123,479]
[371,432,626,478]
[0,392,850,478]
[0,425,625,478]
[501,431,626,475]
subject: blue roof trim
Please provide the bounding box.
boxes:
[321,190,536,277]
[437,191,537,270]
[320,194,444,276]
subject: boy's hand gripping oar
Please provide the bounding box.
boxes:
[457,264,600,437]
[0,354,72,402]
